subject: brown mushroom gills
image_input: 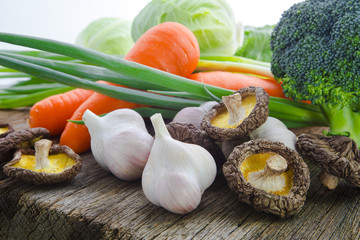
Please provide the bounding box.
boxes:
[240,152,294,196]
[10,139,76,173]
[211,94,256,129]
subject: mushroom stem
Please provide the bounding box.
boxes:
[34,139,53,171]
[222,93,246,126]
[318,171,339,190]
[263,154,288,177]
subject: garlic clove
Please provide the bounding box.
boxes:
[83,108,154,181]
[250,117,297,150]
[156,170,202,214]
[172,106,206,129]
[102,127,154,180]
[199,101,218,112]
[142,113,217,214]
[172,101,218,129]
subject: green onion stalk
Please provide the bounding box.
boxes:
[197,56,274,79]
[0,32,327,128]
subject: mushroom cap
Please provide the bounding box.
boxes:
[3,143,82,185]
[296,133,360,188]
[201,87,269,141]
[166,122,226,169]
[0,127,50,163]
[223,139,310,218]
[0,122,14,138]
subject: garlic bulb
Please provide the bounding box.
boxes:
[172,101,218,129]
[83,108,154,181]
[142,113,217,214]
[250,117,297,150]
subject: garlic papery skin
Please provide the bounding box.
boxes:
[142,113,217,214]
[83,108,154,181]
[250,117,297,150]
[172,101,218,129]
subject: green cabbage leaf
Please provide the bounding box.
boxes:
[131,0,241,56]
[76,17,134,56]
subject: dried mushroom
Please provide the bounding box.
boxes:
[223,139,310,218]
[0,123,14,138]
[0,127,50,163]
[166,122,226,168]
[3,139,82,185]
[296,133,360,189]
[201,87,269,141]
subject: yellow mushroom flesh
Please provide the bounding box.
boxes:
[211,93,256,129]
[240,152,294,196]
[10,139,76,174]
[0,126,9,134]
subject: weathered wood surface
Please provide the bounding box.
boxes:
[1,109,360,240]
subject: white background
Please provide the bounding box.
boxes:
[0,0,302,50]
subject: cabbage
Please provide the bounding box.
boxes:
[235,25,274,62]
[131,0,241,56]
[76,17,134,56]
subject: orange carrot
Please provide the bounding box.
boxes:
[188,71,287,98]
[28,88,93,136]
[60,22,201,153]
[125,22,200,78]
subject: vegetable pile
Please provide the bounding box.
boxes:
[1,0,359,218]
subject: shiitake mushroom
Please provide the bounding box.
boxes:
[223,139,310,218]
[0,122,14,138]
[296,133,360,189]
[3,139,82,185]
[0,127,50,163]
[201,87,269,141]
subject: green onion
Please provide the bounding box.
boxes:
[0,54,204,110]
[0,32,233,99]
[4,83,65,94]
[197,59,274,79]
[2,50,75,61]
[0,86,73,108]
[0,51,170,91]
[0,72,29,79]
[200,55,271,68]
[148,90,214,101]
[0,32,328,128]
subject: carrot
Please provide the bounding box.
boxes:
[28,88,93,136]
[188,71,287,98]
[125,22,200,78]
[60,22,201,153]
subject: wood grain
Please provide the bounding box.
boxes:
[1,109,360,240]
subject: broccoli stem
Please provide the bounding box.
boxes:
[320,104,360,147]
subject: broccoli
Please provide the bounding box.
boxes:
[270,0,360,146]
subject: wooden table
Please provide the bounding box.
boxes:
[1,109,360,240]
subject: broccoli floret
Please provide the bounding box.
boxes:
[270,0,360,146]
